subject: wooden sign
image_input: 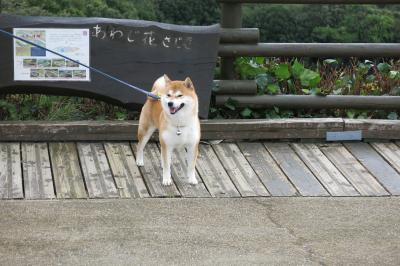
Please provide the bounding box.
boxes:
[0,14,220,118]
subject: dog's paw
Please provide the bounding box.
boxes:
[188,176,198,185]
[136,158,144,167]
[162,177,173,186]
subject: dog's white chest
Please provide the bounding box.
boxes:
[162,121,199,147]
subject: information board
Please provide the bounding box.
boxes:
[13,28,90,81]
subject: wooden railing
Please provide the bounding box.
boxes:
[217,0,400,109]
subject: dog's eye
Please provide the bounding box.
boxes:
[167,94,171,97]
[177,95,183,98]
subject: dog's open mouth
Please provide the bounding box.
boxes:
[169,103,185,114]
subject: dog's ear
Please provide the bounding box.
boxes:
[184,77,194,90]
[163,74,171,84]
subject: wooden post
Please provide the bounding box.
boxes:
[218,43,400,57]
[220,2,242,79]
[215,95,400,109]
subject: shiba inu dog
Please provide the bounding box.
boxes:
[136,74,200,186]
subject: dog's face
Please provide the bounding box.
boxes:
[160,75,198,117]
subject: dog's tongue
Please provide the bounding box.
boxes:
[169,106,177,114]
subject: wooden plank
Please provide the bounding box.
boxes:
[345,143,400,195]
[1,118,400,141]
[264,143,329,196]
[202,118,344,140]
[0,121,140,141]
[219,28,259,44]
[219,43,400,58]
[238,142,297,196]
[77,142,118,198]
[131,142,180,198]
[104,142,149,198]
[371,142,400,173]
[319,143,389,196]
[21,142,55,199]
[195,144,240,197]
[213,143,269,197]
[162,145,211,198]
[292,143,359,196]
[48,143,87,199]
[344,119,400,140]
[213,80,257,95]
[0,143,23,199]
[0,118,344,141]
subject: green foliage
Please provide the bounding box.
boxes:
[274,64,290,80]
[235,57,266,80]
[0,95,139,121]
[255,74,268,92]
[155,0,219,25]
[243,4,400,43]
[378,63,391,74]
[323,59,338,66]
[299,69,321,88]
[1,0,146,19]
[224,98,238,111]
[0,0,219,25]
[0,100,18,120]
[267,84,280,95]
[388,112,398,120]
[235,57,323,94]
[240,107,252,118]
[2,1,400,43]
[292,60,305,78]
[346,110,369,119]
[211,57,400,120]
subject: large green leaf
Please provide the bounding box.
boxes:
[389,70,400,80]
[302,88,325,96]
[377,62,391,74]
[357,62,373,75]
[254,57,265,65]
[224,98,238,111]
[292,60,305,78]
[240,107,253,118]
[274,63,291,80]
[235,57,266,79]
[255,74,268,91]
[346,110,356,119]
[388,112,398,120]
[267,83,280,95]
[323,59,338,65]
[299,69,321,88]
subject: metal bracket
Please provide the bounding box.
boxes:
[326,130,362,142]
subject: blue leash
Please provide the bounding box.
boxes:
[0,28,160,100]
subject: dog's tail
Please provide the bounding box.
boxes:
[147,75,166,101]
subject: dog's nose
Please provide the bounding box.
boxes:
[168,102,173,107]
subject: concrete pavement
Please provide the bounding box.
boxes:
[0,198,399,265]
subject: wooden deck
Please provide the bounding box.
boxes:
[1,141,400,199]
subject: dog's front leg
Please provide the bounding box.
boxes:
[186,143,198,185]
[160,141,173,186]
[136,126,155,167]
